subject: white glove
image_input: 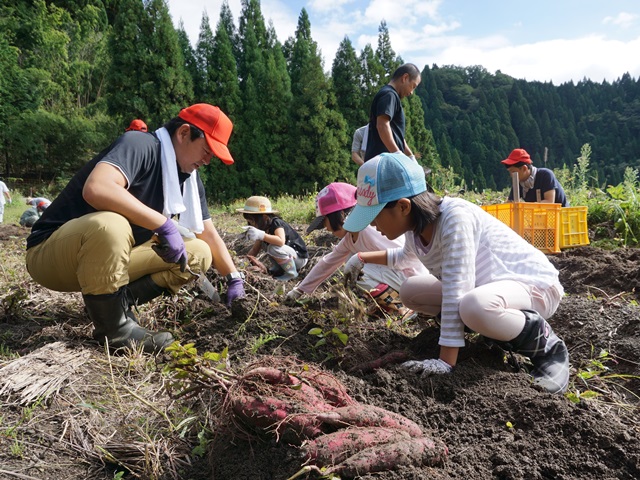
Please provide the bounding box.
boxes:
[285,287,304,303]
[343,254,365,288]
[401,359,453,376]
[244,226,265,242]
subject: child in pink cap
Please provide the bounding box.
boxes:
[286,182,427,321]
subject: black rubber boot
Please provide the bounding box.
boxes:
[84,289,174,354]
[498,310,569,394]
[126,275,170,306]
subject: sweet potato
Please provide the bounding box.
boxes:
[232,394,292,429]
[327,436,448,477]
[316,404,423,437]
[246,255,268,273]
[231,394,326,444]
[243,367,293,385]
[302,427,411,466]
[348,350,411,373]
[243,367,336,412]
[299,370,357,407]
[286,376,336,412]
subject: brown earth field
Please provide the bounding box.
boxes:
[0,221,639,480]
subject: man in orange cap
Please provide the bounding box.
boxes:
[126,119,148,132]
[26,104,245,354]
[502,148,568,207]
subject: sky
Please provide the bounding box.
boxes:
[166,0,640,85]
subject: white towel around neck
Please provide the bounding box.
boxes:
[155,127,204,234]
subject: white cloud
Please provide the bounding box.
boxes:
[308,0,354,14]
[412,35,640,84]
[363,0,442,26]
[167,1,640,84]
[603,12,638,29]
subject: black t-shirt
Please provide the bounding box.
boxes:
[364,84,405,161]
[266,217,308,258]
[27,131,211,249]
[508,168,569,207]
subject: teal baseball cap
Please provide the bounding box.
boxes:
[343,152,427,232]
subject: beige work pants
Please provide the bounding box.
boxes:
[26,212,212,295]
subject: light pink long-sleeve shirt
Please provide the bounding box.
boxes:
[297,226,425,294]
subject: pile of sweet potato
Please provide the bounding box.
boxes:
[228,358,447,478]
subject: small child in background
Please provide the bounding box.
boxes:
[286,182,427,321]
[237,196,308,281]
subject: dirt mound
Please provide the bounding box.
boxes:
[0,226,639,479]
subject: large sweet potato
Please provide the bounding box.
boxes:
[302,427,411,466]
[242,367,293,385]
[231,394,326,444]
[327,436,448,477]
[242,367,336,412]
[299,370,357,407]
[316,404,423,437]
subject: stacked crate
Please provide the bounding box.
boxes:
[481,203,589,254]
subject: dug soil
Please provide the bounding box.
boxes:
[0,222,638,480]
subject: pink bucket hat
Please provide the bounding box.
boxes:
[307,183,357,233]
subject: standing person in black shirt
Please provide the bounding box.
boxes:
[26,104,246,353]
[364,63,421,162]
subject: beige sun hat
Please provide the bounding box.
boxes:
[236,196,279,214]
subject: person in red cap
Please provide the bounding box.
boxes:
[502,148,568,206]
[25,104,245,354]
[126,119,148,132]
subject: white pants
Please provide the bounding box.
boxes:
[357,261,408,293]
[0,203,4,223]
[400,276,563,341]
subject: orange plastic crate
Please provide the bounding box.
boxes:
[481,203,561,253]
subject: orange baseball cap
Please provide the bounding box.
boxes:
[501,148,532,165]
[126,119,148,132]
[178,104,235,165]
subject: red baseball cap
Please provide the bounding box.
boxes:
[126,119,148,132]
[501,148,532,166]
[178,104,235,165]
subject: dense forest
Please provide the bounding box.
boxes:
[1,0,639,202]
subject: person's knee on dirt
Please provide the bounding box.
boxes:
[286,183,427,304]
[341,153,568,393]
[25,104,246,352]
[237,196,308,282]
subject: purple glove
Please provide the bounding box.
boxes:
[226,278,245,307]
[152,218,187,272]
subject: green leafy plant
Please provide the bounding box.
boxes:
[308,326,349,348]
[566,348,639,405]
[250,333,282,354]
[163,342,236,401]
